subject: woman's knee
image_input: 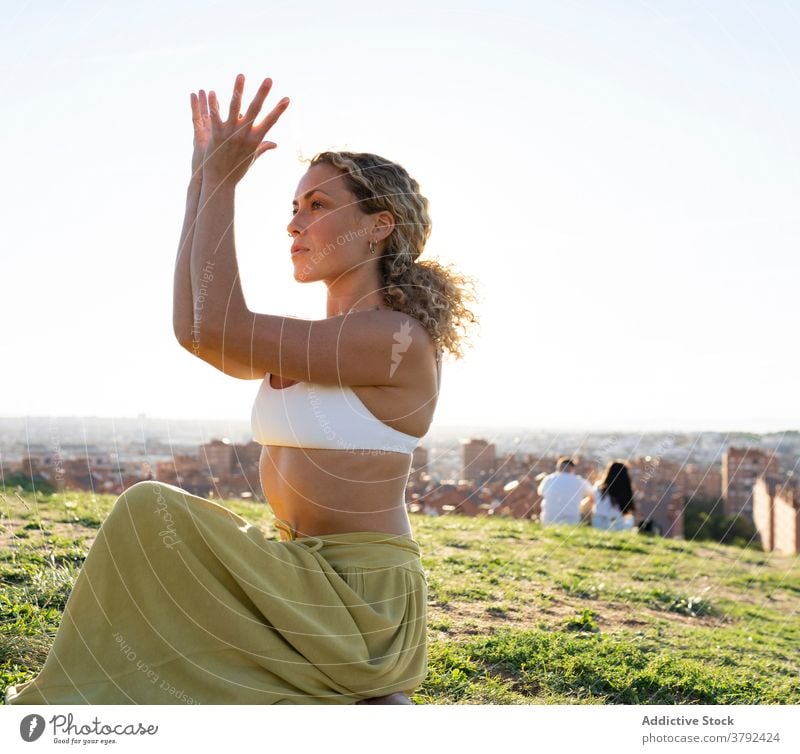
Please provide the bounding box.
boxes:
[109,481,182,521]
[106,482,187,544]
[120,479,167,502]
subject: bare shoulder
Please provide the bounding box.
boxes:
[371,309,436,352]
[300,308,437,387]
[371,309,439,378]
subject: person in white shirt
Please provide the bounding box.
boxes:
[590,460,636,531]
[537,457,594,525]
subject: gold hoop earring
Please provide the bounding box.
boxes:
[369,240,376,254]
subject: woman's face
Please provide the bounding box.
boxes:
[286,162,373,283]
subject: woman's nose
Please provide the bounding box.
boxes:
[286,215,304,237]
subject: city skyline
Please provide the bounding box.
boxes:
[2,412,799,436]
[5,421,798,553]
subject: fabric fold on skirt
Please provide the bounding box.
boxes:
[4,481,428,705]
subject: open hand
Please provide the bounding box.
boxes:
[201,73,290,186]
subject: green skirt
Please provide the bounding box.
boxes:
[4,481,428,705]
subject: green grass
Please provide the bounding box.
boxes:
[2,489,799,704]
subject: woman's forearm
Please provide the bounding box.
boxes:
[173,177,203,348]
[189,179,252,349]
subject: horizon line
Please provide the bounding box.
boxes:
[1,415,798,437]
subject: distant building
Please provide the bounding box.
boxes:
[496,477,540,519]
[722,447,780,518]
[409,445,430,485]
[462,438,496,485]
[201,439,235,479]
[753,473,799,554]
[626,458,684,538]
[682,462,723,502]
[155,453,211,497]
[417,481,481,518]
[15,446,143,495]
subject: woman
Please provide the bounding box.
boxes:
[590,461,636,531]
[5,74,478,705]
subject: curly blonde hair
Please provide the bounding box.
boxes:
[302,150,480,360]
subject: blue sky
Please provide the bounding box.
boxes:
[1,0,798,432]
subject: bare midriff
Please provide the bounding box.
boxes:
[259,445,415,539]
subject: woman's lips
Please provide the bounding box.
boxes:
[291,247,308,256]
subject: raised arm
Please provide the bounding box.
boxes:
[173,87,276,379]
[191,75,288,339]
[182,75,288,377]
[173,90,209,348]
[173,177,202,346]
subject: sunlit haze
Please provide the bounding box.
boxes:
[2,0,798,433]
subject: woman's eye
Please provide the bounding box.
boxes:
[291,200,323,216]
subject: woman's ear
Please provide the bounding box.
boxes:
[373,211,396,242]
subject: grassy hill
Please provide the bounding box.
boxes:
[1,488,798,704]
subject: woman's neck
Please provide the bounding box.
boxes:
[327,302,389,317]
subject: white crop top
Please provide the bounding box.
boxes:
[250,357,440,454]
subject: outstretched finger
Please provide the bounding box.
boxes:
[228,73,244,124]
[253,97,290,139]
[199,89,209,120]
[208,90,223,131]
[243,77,273,125]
